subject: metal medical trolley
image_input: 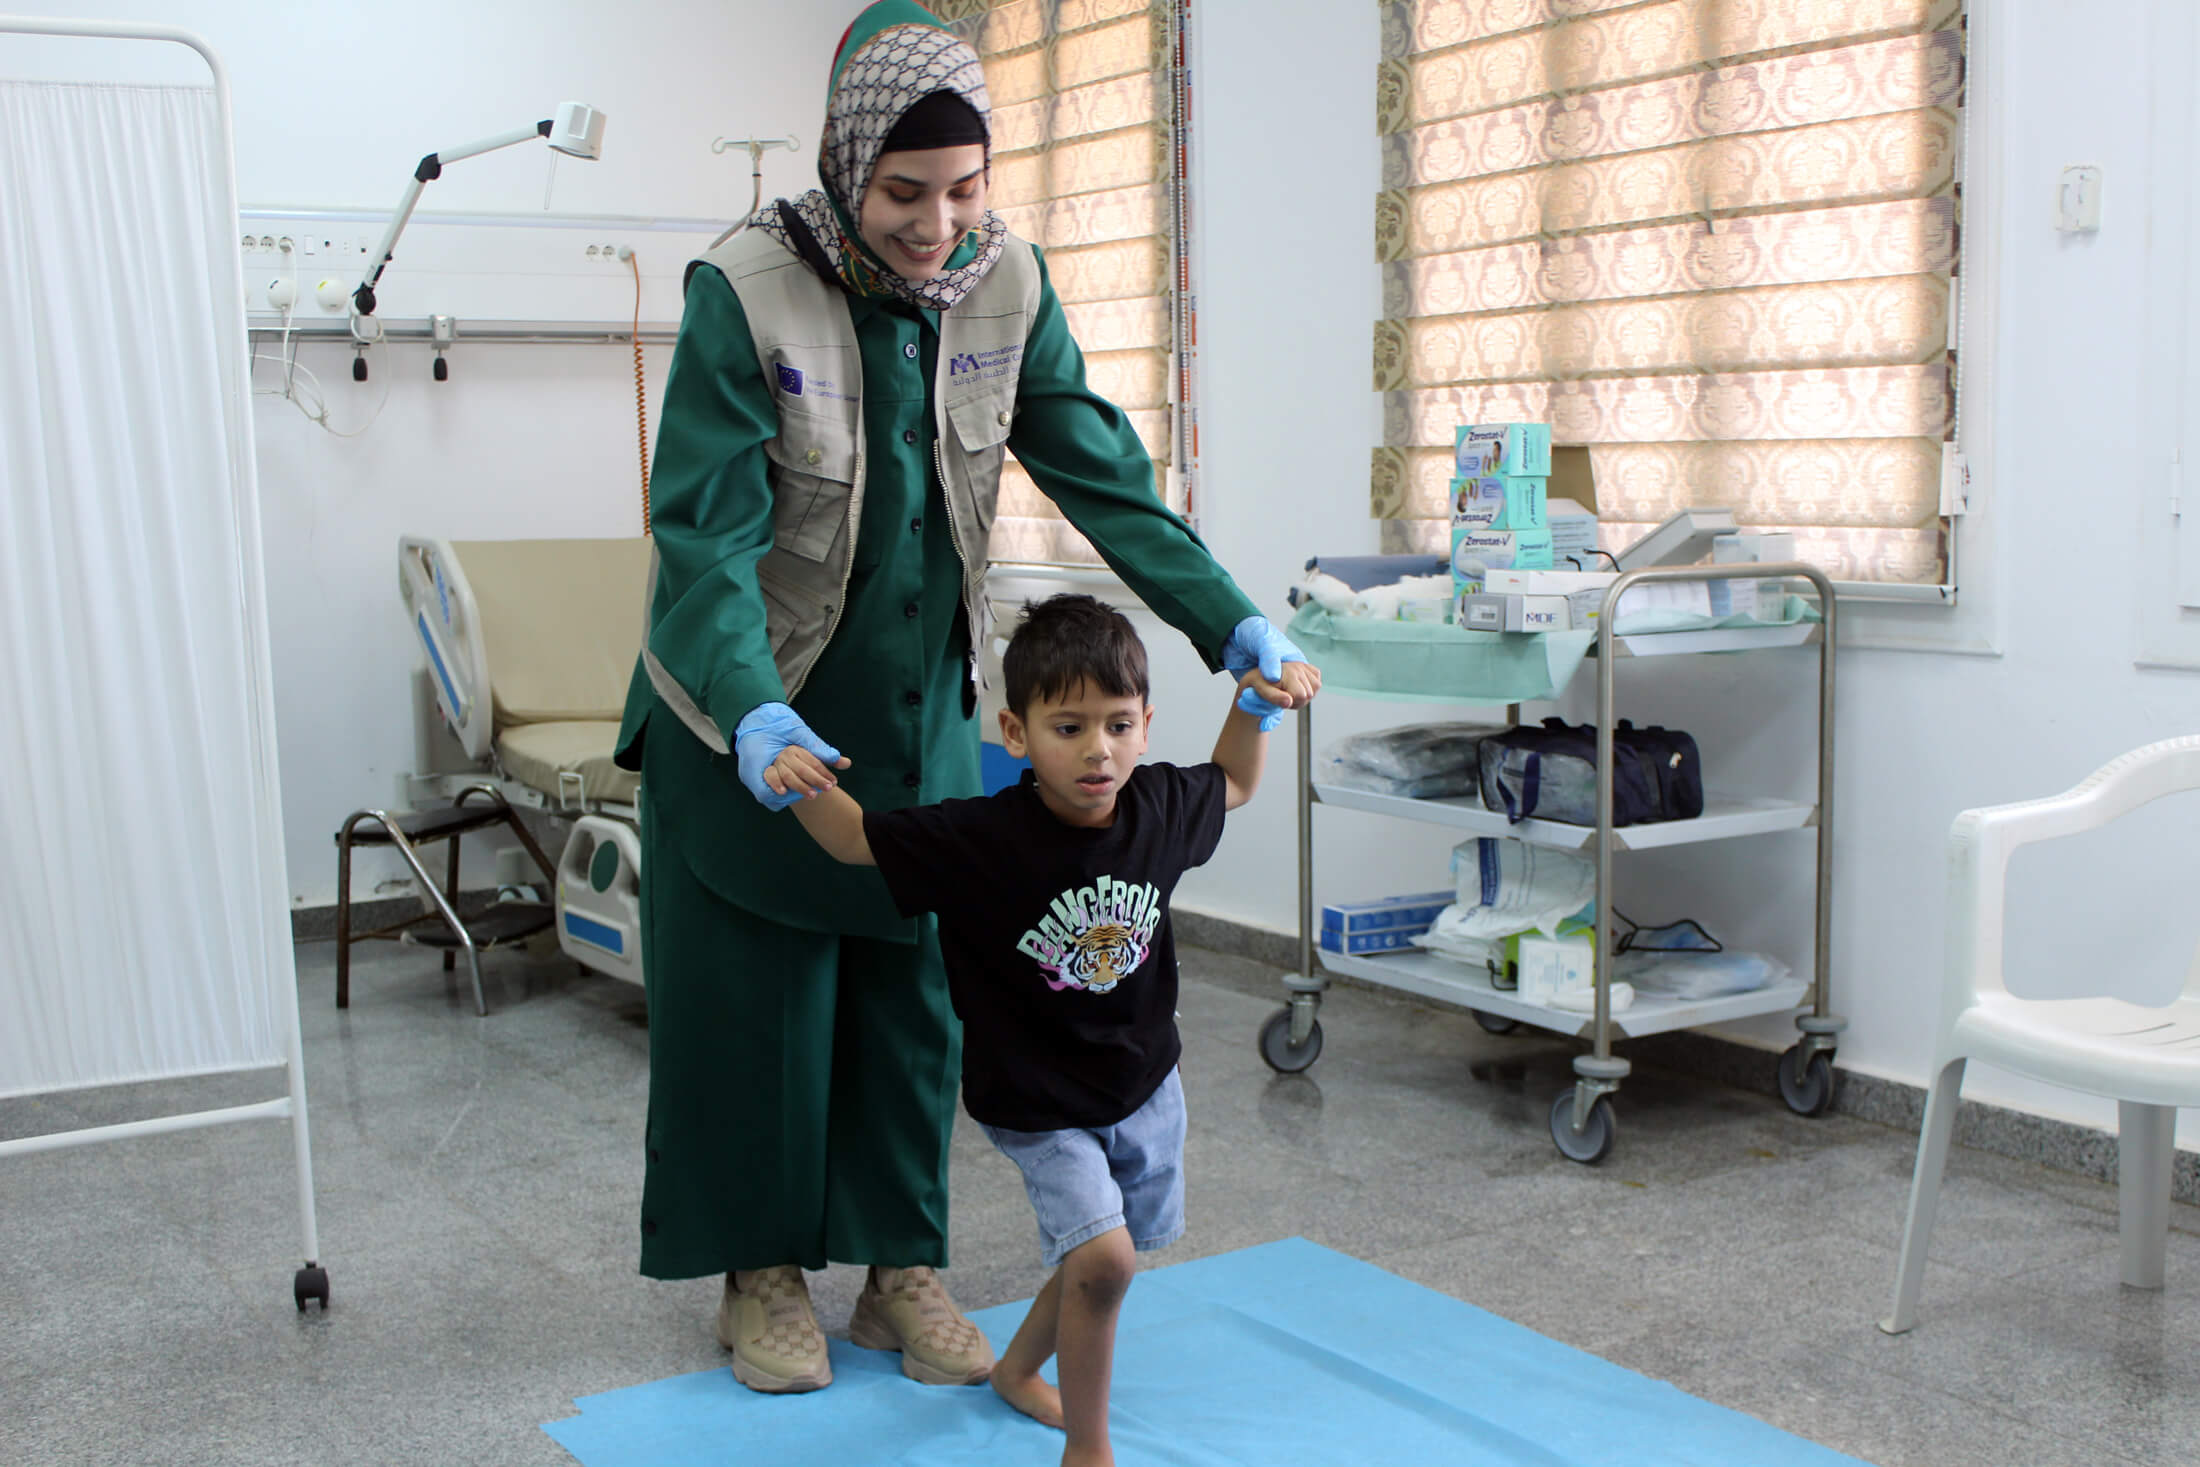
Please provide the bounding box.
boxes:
[1256,563,1847,1164]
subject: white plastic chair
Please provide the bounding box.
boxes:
[1880,735,2200,1335]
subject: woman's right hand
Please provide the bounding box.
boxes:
[734,703,846,810]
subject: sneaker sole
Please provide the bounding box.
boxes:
[848,1295,993,1386]
[728,1351,832,1394]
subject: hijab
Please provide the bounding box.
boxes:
[750,1,1006,311]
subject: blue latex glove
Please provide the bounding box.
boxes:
[734,702,844,811]
[1221,614,1308,733]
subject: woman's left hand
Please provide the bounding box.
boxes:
[1223,615,1321,731]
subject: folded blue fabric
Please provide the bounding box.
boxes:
[543,1238,1864,1466]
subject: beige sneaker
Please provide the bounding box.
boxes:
[716,1266,831,1393]
[847,1265,995,1385]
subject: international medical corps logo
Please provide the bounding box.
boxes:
[775,363,804,396]
[1016,875,1164,994]
[948,343,1024,383]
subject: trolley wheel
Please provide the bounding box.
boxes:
[1471,1009,1521,1036]
[1778,1045,1837,1117]
[1258,1007,1324,1074]
[294,1263,331,1312]
[1548,1090,1616,1165]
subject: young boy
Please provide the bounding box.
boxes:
[765,593,1318,1467]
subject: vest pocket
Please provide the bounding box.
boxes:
[947,390,1015,531]
[762,420,856,563]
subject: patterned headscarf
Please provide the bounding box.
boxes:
[751,2,1006,312]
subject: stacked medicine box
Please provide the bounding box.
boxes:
[1450,423,1552,626]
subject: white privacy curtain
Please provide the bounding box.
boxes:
[0,79,293,1097]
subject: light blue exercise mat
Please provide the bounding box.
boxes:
[543,1238,1866,1466]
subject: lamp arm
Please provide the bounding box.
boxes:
[352,120,553,317]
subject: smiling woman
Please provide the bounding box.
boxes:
[608,0,1306,1411]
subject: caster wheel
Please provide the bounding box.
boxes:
[294,1263,331,1312]
[1258,1007,1323,1074]
[1471,1009,1521,1036]
[1548,1090,1616,1165]
[1778,1045,1837,1117]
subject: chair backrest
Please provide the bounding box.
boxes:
[449,538,652,731]
[1948,734,2200,1009]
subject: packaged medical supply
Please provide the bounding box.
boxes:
[1453,592,1507,631]
[1455,422,1553,477]
[1451,475,1548,531]
[1516,930,1595,1003]
[1481,915,1595,992]
[1446,836,1596,941]
[1505,595,1569,632]
[1452,437,1503,478]
[1319,926,1424,955]
[1351,572,1457,621]
[1545,497,1599,563]
[1317,722,1497,799]
[1451,526,1554,586]
[1483,568,1615,596]
[1706,576,1760,620]
[1548,981,1633,1013]
[1397,591,1454,623]
[1476,718,1704,827]
[1708,533,1773,620]
[1457,592,1570,631]
[1411,905,1497,971]
[1615,949,1788,999]
[1321,890,1454,935]
[1290,570,1359,615]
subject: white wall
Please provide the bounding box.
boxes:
[15,3,2199,1138]
[1178,0,2200,1144]
[6,1,848,905]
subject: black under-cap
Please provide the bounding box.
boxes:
[879,88,989,154]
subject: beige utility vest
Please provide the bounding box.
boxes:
[693,226,1040,709]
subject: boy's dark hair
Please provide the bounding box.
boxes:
[1001,594,1149,714]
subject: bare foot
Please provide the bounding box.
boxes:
[990,1367,1065,1429]
[1061,1442,1114,1467]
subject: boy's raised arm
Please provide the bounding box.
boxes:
[789,787,875,866]
[1212,663,1322,811]
[769,748,876,866]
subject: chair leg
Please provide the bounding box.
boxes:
[1881,1055,1967,1335]
[2118,1101,2174,1290]
[442,833,462,972]
[335,818,359,1008]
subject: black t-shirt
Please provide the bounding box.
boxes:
[864,761,1228,1131]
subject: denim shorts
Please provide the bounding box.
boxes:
[979,1068,1187,1268]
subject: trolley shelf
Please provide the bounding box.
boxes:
[1310,783,1816,850]
[1317,948,1813,1041]
[1593,623,1821,658]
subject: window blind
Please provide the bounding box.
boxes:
[1371,0,1965,583]
[936,0,1184,568]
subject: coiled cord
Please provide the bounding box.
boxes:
[627,249,652,535]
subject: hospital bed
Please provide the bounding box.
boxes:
[399,536,649,988]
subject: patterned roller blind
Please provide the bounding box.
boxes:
[1372,0,1965,583]
[936,0,1182,567]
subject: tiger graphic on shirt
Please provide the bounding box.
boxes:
[1016,874,1165,993]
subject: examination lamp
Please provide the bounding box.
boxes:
[351,100,606,325]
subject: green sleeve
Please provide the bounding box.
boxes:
[644,265,790,743]
[1006,249,1259,673]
